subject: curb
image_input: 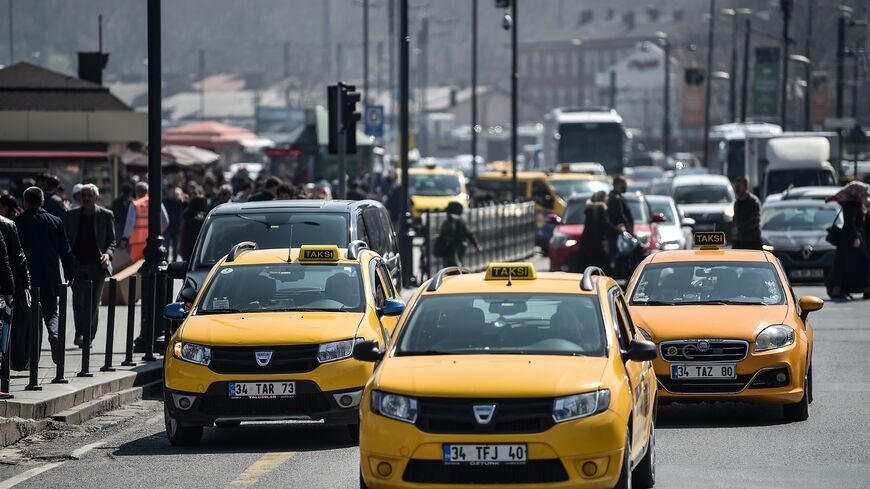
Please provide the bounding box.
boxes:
[0,418,51,447]
[51,380,163,425]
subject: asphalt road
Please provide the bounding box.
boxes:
[0,284,868,489]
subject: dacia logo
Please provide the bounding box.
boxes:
[303,250,335,260]
[490,266,530,278]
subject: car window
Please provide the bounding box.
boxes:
[562,200,588,224]
[648,200,676,223]
[355,213,370,245]
[198,263,364,313]
[630,261,785,306]
[673,185,734,204]
[369,261,387,307]
[409,174,462,196]
[396,294,606,357]
[609,288,630,351]
[761,205,842,231]
[532,181,553,209]
[362,208,387,254]
[766,170,837,196]
[626,198,651,223]
[549,179,611,200]
[379,263,397,298]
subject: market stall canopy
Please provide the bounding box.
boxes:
[162,121,259,149]
[121,145,220,168]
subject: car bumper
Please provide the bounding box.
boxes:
[360,407,626,489]
[770,249,835,282]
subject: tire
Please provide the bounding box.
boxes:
[164,403,203,446]
[215,421,241,429]
[783,371,810,422]
[359,471,369,489]
[613,431,632,489]
[632,422,656,488]
[347,423,360,443]
[807,365,814,404]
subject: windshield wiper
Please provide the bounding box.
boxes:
[679,300,769,306]
[198,308,244,314]
[633,300,678,306]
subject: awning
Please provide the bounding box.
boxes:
[0,150,107,159]
[121,145,220,168]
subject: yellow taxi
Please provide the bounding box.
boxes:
[625,232,824,421]
[408,166,469,219]
[353,263,658,489]
[162,242,405,445]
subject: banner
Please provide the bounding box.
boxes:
[752,46,781,117]
[681,67,706,127]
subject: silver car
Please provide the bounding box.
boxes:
[645,195,694,250]
[761,199,842,282]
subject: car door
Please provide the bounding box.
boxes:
[609,287,648,461]
[368,258,398,340]
[377,262,400,337]
[375,207,402,289]
[617,295,655,430]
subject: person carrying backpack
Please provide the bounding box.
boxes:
[435,202,480,268]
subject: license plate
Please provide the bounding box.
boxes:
[442,444,527,465]
[790,268,824,279]
[670,364,736,380]
[229,381,296,399]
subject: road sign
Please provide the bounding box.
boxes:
[752,46,780,117]
[364,104,384,137]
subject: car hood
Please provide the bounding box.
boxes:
[630,305,790,342]
[678,203,732,215]
[762,229,834,251]
[553,224,585,238]
[180,312,365,346]
[376,355,608,398]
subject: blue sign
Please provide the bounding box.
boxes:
[364,105,384,137]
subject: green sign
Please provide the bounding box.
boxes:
[752,46,780,117]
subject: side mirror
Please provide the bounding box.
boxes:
[626,338,658,362]
[164,302,188,321]
[799,295,824,322]
[166,261,189,280]
[179,287,197,304]
[651,212,667,223]
[680,217,696,228]
[547,213,562,225]
[381,298,406,317]
[352,339,383,362]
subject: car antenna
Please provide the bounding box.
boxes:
[287,224,294,263]
[506,269,513,287]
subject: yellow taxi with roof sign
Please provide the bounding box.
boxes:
[408,166,469,219]
[161,242,405,445]
[625,231,823,421]
[354,262,658,489]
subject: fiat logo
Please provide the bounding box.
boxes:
[697,341,710,353]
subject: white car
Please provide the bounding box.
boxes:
[670,174,735,233]
[645,195,694,250]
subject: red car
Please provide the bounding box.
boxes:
[549,191,662,273]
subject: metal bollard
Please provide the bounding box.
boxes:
[52,283,69,383]
[142,273,156,362]
[24,287,41,391]
[101,278,117,372]
[77,280,93,377]
[121,276,137,367]
[155,270,168,356]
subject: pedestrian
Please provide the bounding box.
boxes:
[0,209,31,371]
[14,187,75,364]
[0,194,21,219]
[276,184,294,201]
[248,176,282,202]
[234,180,253,202]
[70,183,83,210]
[436,202,480,268]
[179,195,208,262]
[62,184,115,347]
[163,186,183,262]
[0,227,14,398]
[42,175,66,218]
[111,183,132,239]
[826,181,869,299]
[570,191,623,273]
[606,176,634,266]
[732,176,763,250]
[121,182,168,262]
[211,184,233,209]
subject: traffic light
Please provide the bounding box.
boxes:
[328,84,340,154]
[495,0,510,8]
[327,82,361,155]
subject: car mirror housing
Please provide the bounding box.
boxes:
[680,217,696,228]
[352,339,383,362]
[164,302,188,321]
[626,338,658,362]
[547,213,562,225]
[179,287,197,304]
[166,261,189,280]
[798,295,824,322]
[382,298,406,317]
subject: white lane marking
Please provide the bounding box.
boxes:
[69,442,104,460]
[0,462,66,489]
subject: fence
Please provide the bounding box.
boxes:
[419,201,536,281]
[1,271,176,397]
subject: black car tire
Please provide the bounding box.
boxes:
[632,422,656,488]
[359,471,369,489]
[784,371,810,422]
[164,403,203,446]
[613,431,632,489]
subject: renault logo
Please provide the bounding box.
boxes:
[255,351,273,366]
[472,404,497,425]
[801,245,813,260]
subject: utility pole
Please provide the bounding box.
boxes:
[98,14,103,53]
[363,0,369,104]
[471,0,479,183]
[283,42,290,78]
[836,11,849,118]
[609,71,617,108]
[804,0,814,131]
[8,0,13,65]
[198,49,205,120]
[779,0,793,130]
[388,0,396,154]
[418,18,429,156]
[376,40,384,108]
[852,43,860,118]
[660,34,671,157]
[726,10,738,123]
[336,42,343,80]
[740,15,751,122]
[510,0,518,201]
[702,0,716,168]
[398,0,412,287]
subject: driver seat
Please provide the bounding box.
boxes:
[325,273,359,308]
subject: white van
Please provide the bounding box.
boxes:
[763,137,838,198]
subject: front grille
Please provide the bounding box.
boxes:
[415,397,555,434]
[199,380,331,416]
[402,459,569,484]
[784,250,828,262]
[660,339,748,363]
[209,345,319,374]
[658,374,753,394]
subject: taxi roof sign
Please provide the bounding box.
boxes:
[693,231,726,249]
[485,262,537,281]
[298,245,341,263]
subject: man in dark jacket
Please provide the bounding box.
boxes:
[437,202,480,268]
[42,175,66,218]
[732,176,763,250]
[63,184,115,346]
[247,176,282,202]
[606,177,633,265]
[0,227,14,398]
[0,214,31,371]
[15,187,75,364]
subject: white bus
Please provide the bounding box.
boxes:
[543,107,630,175]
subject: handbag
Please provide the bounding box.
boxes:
[825,210,843,246]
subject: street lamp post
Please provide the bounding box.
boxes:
[510,1,518,201]
[471,0,479,183]
[722,9,738,122]
[804,0,814,131]
[655,33,671,157]
[739,9,752,123]
[398,0,412,287]
[702,0,717,168]
[363,0,369,104]
[779,0,793,130]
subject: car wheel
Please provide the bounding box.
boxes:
[807,365,814,404]
[215,421,241,429]
[783,373,810,422]
[613,430,631,489]
[632,422,656,488]
[164,402,203,446]
[347,423,360,443]
[359,471,369,489]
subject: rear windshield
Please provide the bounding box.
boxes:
[194,213,349,268]
[409,174,462,197]
[630,261,785,306]
[647,200,676,223]
[673,184,734,204]
[562,200,589,225]
[396,294,606,357]
[549,179,611,200]
[766,170,837,196]
[762,205,842,231]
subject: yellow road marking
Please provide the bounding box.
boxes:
[228,452,296,487]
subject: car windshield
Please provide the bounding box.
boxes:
[766,170,837,196]
[626,198,651,223]
[630,261,785,305]
[409,174,462,196]
[194,213,349,268]
[396,294,606,356]
[549,179,611,200]
[648,200,676,223]
[198,263,363,314]
[762,206,843,231]
[647,180,672,196]
[562,200,589,225]
[673,184,734,204]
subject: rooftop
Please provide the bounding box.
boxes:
[0,62,131,111]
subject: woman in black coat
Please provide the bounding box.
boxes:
[570,191,622,274]
[179,196,208,263]
[827,182,869,299]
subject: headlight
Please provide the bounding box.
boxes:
[553,389,610,422]
[723,206,735,222]
[173,341,211,366]
[636,327,652,341]
[550,232,577,249]
[755,325,795,352]
[371,391,418,423]
[661,242,681,251]
[317,339,355,363]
